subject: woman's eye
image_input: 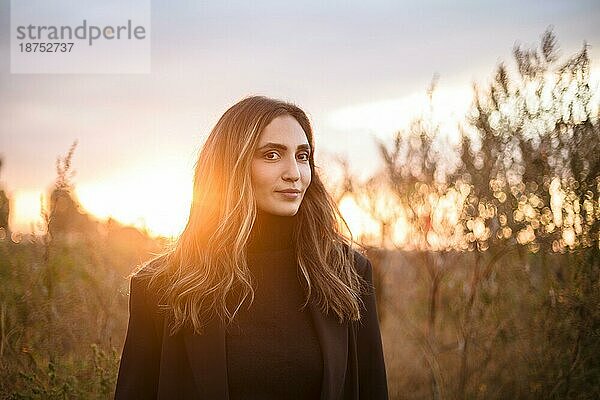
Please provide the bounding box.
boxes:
[264,151,280,160]
[298,152,310,161]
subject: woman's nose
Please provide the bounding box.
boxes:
[282,157,301,182]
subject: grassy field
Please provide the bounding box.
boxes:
[0,225,162,399]
[1,228,598,399]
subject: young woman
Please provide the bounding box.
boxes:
[114,96,388,399]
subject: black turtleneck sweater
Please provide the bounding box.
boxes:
[225,211,323,400]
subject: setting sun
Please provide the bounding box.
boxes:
[75,165,192,238]
[10,165,192,239]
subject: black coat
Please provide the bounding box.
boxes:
[114,251,388,399]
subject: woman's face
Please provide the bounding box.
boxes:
[251,115,312,216]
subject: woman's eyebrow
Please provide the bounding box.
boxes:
[256,143,311,151]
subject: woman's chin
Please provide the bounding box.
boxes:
[260,203,300,216]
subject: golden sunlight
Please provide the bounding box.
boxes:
[10,190,45,235]
[338,195,380,244]
[337,194,410,249]
[76,166,191,238]
[9,166,192,239]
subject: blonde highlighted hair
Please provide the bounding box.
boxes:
[138,95,367,335]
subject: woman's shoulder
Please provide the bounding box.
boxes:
[128,254,170,301]
[126,256,173,326]
[342,243,372,278]
[343,244,376,304]
[131,253,169,280]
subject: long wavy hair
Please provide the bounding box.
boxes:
[139,95,367,335]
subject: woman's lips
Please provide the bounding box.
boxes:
[276,191,301,199]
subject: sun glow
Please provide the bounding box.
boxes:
[337,194,411,249]
[10,190,46,235]
[76,166,192,238]
[9,165,192,239]
[338,195,380,243]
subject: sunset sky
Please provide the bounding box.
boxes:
[1,0,599,238]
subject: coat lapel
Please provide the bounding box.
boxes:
[309,302,349,400]
[182,305,348,400]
